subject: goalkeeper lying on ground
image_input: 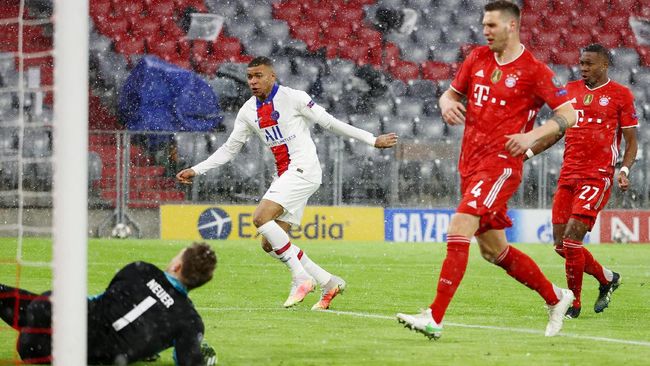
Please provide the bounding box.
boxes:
[0,242,217,365]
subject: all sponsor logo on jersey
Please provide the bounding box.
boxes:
[505,74,518,88]
[490,69,502,84]
[583,94,594,105]
[197,207,232,240]
[599,96,610,106]
[264,125,284,142]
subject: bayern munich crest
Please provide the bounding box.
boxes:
[505,74,518,88]
[599,96,610,106]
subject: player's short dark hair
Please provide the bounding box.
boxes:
[181,242,217,290]
[582,43,612,65]
[485,1,521,20]
[248,56,274,68]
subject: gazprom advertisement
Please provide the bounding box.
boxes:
[385,208,599,243]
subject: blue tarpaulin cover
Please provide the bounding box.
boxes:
[119,56,223,132]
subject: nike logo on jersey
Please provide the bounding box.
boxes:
[475,70,484,77]
[582,203,591,210]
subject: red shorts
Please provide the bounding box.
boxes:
[552,176,612,230]
[457,167,522,235]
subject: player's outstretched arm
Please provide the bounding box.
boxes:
[375,133,398,148]
[618,127,638,191]
[439,88,466,125]
[505,103,576,157]
[176,168,197,185]
[523,133,563,161]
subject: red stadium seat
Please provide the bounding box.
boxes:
[212,37,242,61]
[571,14,599,31]
[336,7,364,23]
[541,14,570,30]
[356,27,382,48]
[146,0,175,19]
[148,38,178,60]
[562,31,593,49]
[421,61,452,81]
[390,61,420,82]
[114,0,145,18]
[552,48,580,65]
[161,20,185,38]
[290,21,322,50]
[610,0,640,12]
[114,37,145,58]
[273,2,302,23]
[131,17,161,40]
[178,39,191,58]
[304,6,332,24]
[384,42,401,67]
[531,48,552,63]
[97,16,129,38]
[535,31,562,47]
[338,41,369,65]
[324,23,351,41]
[603,15,630,33]
[619,28,637,48]
[90,0,112,20]
[597,32,622,48]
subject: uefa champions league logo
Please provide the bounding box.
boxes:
[197,207,232,239]
[537,219,553,243]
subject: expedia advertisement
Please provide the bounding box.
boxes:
[160,205,384,241]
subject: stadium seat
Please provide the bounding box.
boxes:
[431,44,459,63]
[598,32,623,48]
[395,97,424,119]
[421,61,452,81]
[561,31,593,49]
[401,43,430,64]
[390,118,415,139]
[391,61,420,82]
[603,14,631,34]
[0,161,18,190]
[388,79,408,97]
[611,48,640,68]
[146,0,176,19]
[418,118,445,139]
[22,129,51,158]
[339,42,370,65]
[552,49,580,65]
[414,28,444,47]
[132,17,162,40]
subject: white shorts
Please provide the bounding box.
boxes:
[262,170,320,227]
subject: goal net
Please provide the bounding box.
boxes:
[0,0,88,365]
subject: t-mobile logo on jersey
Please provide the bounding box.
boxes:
[472,84,506,107]
[575,109,602,126]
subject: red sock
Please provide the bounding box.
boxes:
[563,238,584,308]
[495,245,559,305]
[582,247,608,285]
[429,235,470,324]
[554,244,565,258]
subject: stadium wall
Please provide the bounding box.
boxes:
[3,207,648,244]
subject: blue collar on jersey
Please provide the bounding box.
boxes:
[256,83,280,108]
[165,272,188,296]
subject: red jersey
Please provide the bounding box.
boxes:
[451,45,570,178]
[560,79,638,179]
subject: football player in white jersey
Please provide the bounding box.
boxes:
[177,56,397,309]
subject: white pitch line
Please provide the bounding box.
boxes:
[197,307,650,347]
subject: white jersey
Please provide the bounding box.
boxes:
[192,84,377,184]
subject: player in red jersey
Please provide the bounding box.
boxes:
[526,44,638,319]
[396,1,577,339]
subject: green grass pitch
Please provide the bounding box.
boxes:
[1,238,649,365]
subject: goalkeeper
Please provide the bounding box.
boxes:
[0,242,217,365]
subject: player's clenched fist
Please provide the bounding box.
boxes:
[504,133,535,157]
[176,168,197,184]
[375,133,398,148]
